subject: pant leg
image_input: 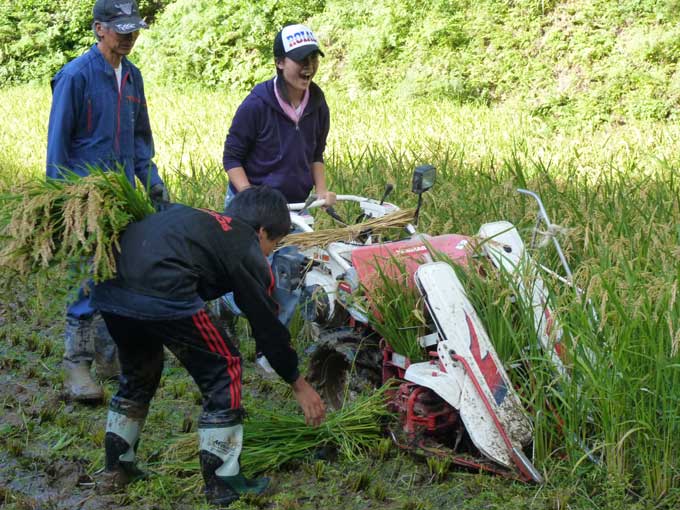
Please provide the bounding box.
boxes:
[100,313,164,406]
[271,246,306,327]
[99,313,155,479]
[223,186,236,212]
[153,309,242,414]
[66,285,96,320]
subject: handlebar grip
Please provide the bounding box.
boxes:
[288,199,327,211]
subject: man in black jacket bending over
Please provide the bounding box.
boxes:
[90,186,325,507]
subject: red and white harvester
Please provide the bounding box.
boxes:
[279,166,575,483]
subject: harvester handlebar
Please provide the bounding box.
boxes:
[288,194,367,211]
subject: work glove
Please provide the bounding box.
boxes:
[149,182,171,211]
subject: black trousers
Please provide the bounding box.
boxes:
[101,309,242,416]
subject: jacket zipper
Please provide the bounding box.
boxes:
[297,100,314,130]
[295,108,311,132]
[115,70,130,153]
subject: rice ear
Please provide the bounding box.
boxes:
[281,208,416,249]
[0,171,154,282]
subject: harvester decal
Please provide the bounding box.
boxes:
[465,312,508,405]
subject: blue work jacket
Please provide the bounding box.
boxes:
[46,44,161,188]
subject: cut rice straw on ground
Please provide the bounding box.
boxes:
[159,386,393,484]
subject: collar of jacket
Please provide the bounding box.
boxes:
[253,77,324,119]
[90,44,136,85]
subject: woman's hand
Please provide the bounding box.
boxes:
[316,190,337,207]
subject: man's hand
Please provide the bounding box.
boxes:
[149,182,170,211]
[291,376,326,427]
[316,190,337,207]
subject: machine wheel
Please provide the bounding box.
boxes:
[306,328,382,409]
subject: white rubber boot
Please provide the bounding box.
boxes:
[100,404,148,491]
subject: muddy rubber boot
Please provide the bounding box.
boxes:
[63,316,103,403]
[101,404,148,492]
[63,360,104,403]
[199,424,269,507]
[102,433,148,489]
[97,397,149,494]
[93,313,120,381]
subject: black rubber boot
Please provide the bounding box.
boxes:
[200,450,269,507]
[103,432,148,488]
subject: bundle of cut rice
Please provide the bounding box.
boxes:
[159,386,392,485]
[0,170,154,282]
[281,208,415,249]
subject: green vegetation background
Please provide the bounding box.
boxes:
[3,0,680,121]
[2,2,680,508]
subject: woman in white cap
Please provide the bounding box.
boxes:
[222,23,336,207]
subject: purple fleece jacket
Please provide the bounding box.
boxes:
[222,78,330,203]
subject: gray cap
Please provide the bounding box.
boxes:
[93,0,148,34]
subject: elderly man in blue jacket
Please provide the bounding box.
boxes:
[46,0,169,403]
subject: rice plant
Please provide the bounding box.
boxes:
[159,386,392,487]
[1,84,680,505]
[365,258,428,362]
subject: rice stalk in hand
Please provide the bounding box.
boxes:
[160,386,392,481]
[0,168,154,282]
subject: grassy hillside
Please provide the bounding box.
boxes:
[135,0,680,121]
[2,1,679,121]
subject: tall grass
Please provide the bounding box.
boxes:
[438,165,680,505]
[1,84,680,505]
[366,259,427,362]
[4,85,680,187]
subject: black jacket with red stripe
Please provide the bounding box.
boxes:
[91,204,299,383]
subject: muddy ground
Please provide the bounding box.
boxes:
[0,279,610,510]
